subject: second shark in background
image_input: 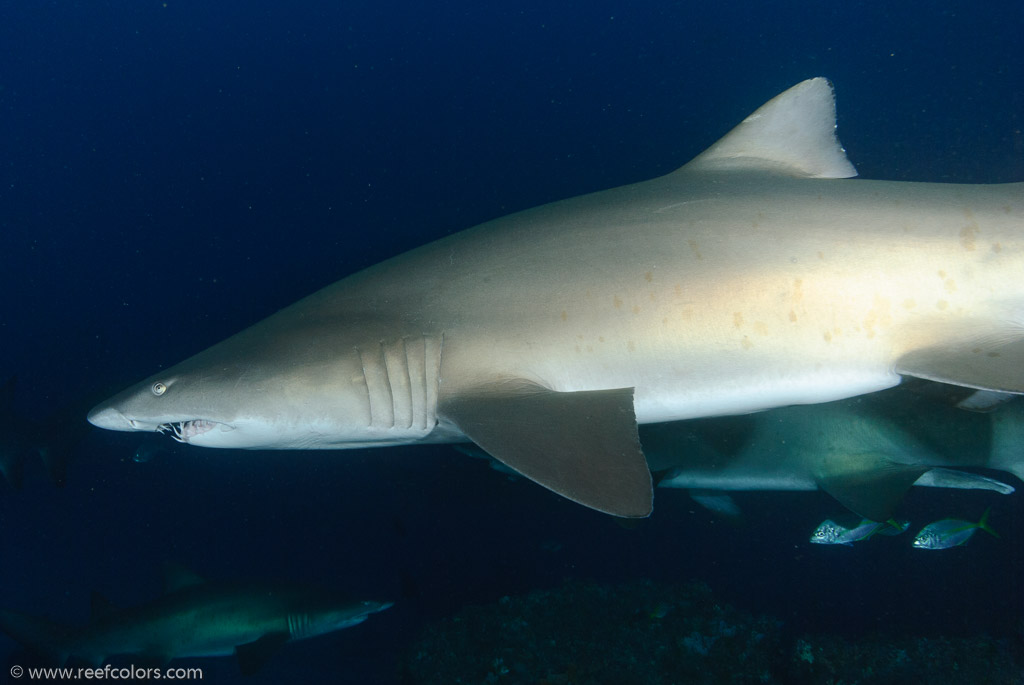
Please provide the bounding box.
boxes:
[0,565,393,675]
[652,385,1021,522]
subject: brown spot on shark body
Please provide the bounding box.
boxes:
[687,239,703,260]
[960,220,979,251]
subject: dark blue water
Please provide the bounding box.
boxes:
[1,2,1022,683]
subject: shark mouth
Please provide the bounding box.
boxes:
[158,420,221,443]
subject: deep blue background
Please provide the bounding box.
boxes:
[1,2,1023,683]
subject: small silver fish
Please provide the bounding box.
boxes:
[810,518,909,546]
[912,508,999,550]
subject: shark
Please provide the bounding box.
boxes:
[86,77,1024,518]
[651,386,1022,522]
[0,566,393,675]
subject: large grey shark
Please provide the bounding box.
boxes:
[0,566,392,674]
[87,78,1024,517]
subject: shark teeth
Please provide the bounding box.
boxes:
[158,420,218,443]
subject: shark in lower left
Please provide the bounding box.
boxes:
[0,566,393,675]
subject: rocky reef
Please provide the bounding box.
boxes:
[402,579,1021,684]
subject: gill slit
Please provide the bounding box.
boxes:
[397,337,414,430]
[355,346,375,429]
[379,340,396,429]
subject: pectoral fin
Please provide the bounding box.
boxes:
[815,454,928,522]
[439,381,652,517]
[897,338,1024,393]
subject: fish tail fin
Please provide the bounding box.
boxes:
[867,518,903,539]
[978,507,1000,539]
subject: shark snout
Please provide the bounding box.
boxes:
[87,405,136,431]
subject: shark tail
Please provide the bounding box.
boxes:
[0,609,72,665]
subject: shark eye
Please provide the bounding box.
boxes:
[152,382,168,396]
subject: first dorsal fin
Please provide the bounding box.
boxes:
[679,77,858,179]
